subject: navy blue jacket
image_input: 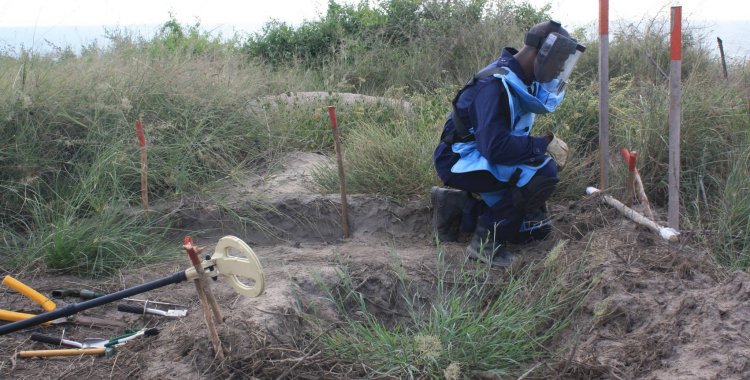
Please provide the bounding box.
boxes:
[434,48,550,185]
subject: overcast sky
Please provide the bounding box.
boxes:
[0,0,747,56]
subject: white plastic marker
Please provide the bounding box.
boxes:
[586,187,679,242]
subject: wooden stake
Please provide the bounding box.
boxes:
[327,106,350,238]
[587,187,678,242]
[622,148,636,207]
[717,37,728,80]
[183,236,225,361]
[136,116,149,211]
[619,149,654,220]
[193,280,224,361]
[599,0,610,190]
[633,170,655,220]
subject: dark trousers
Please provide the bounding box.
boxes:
[442,160,557,242]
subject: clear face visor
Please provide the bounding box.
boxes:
[534,32,586,92]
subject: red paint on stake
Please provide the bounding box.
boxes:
[328,106,338,130]
[183,236,202,266]
[599,0,609,35]
[670,7,682,60]
[628,151,637,173]
[136,117,146,147]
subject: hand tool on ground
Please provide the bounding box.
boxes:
[123,298,186,308]
[30,332,108,348]
[30,327,158,350]
[2,276,56,311]
[183,235,225,360]
[0,309,126,329]
[0,235,265,335]
[51,289,106,300]
[103,327,159,348]
[0,276,125,329]
[586,187,679,241]
[117,303,187,318]
[18,347,106,358]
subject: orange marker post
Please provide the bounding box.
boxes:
[599,0,610,190]
[136,116,149,211]
[668,7,682,231]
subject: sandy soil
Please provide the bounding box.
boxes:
[1,152,748,379]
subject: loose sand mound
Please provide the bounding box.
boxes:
[1,152,747,379]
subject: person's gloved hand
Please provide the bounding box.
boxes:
[544,132,569,170]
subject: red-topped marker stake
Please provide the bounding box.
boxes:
[135,116,149,211]
[328,106,350,238]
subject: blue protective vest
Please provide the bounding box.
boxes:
[450,68,551,206]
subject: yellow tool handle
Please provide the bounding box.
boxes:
[18,347,105,358]
[2,276,57,311]
[0,309,52,326]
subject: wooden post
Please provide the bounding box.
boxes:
[619,149,655,220]
[328,106,350,238]
[136,116,149,211]
[668,7,682,231]
[599,0,610,189]
[717,37,728,80]
[621,148,636,207]
[183,236,225,361]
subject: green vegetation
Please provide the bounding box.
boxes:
[315,241,589,378]
[0,0,749,375]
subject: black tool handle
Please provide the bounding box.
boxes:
[117,304,146,315]
[30,332,64,346]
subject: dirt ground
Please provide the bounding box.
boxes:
[1,152,748,379]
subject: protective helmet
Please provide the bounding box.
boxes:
[524,20,586,92]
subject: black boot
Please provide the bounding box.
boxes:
[431,186,468,242]
[513,205,552,244]
[466,225,514,268]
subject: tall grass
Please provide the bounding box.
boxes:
[311,95,442,198]
[314,241,589,378]
[714,144,750,269]
[3,178,171,276]
[0,24,310,275]
[1,1,749,271]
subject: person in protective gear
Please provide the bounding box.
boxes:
[431,20,585,267]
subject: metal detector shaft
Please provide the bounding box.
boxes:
[0,271,187,336]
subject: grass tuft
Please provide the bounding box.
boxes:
[313,241,590,378]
